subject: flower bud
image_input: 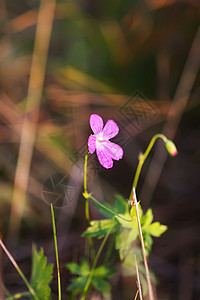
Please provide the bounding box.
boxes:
[164,140,178,156]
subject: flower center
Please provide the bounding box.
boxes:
[96,132,107,149]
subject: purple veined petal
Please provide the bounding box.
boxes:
[96,148,113,169]
[88,135,96,154]
[103,141,123,160]
[102,120,119,140]
[90,114,104,135]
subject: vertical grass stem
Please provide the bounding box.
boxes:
[50,204,61,300]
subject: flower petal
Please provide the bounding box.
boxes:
[96,148,113,169]
[104,141,123,160]
[102,120,119,140]
[90,114,104,135]
[88,135,96,154]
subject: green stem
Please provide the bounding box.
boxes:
[0,239,39,300]
[103,233,115,265]
[84,145,88,195]
[129,134,167,201]
[84,146,95,261]
[80,224,113,300]
[84,146,90,227]
[6,291,31,299]
[50,204,61,300]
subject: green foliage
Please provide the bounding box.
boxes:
[141,208,168,255]
[83,194,167,259]
[30,246,53,300]
[83,194,167,296]
[82,219,119,238]
[122,247,148,295]
[113,194,128,214]
[65,259,116,298]
[115,203,167,294]
[83,194,129,238]
[93,194,127,218]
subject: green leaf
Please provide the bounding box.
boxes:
[115,213,134,229]
[93,265,116,278]
[30,246,53,300]
[67,276,87,291]
[115,227,138,260]
[82,219,119,238]
[141,209,168,255]
[93,194,128,218]
[65,259,90,276]
[143,232,153,255]
[141,208,153,227]
[64,262,81,275]
[92,277,111,297]
[93,202,115,218]
[79,259,90,276]
[145,222,167,237]
[65,259,115,297]
[114,194,128,214]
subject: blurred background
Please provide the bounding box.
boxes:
[0,0,200,299]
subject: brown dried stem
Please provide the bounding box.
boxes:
[133,188,154,300]
[8,0,56,238]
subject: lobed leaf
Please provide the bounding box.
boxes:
[145,222,167,237]
[141,208,153,227]
[30,246,53,300]
[93,265,116,278]
[64,262,81,275]
[82,219,119,238]
[92,278,111,297]
[65,259,115,298]
[114,194,128,214]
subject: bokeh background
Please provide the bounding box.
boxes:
[0,0,200,299]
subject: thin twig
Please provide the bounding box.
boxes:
[133,188,154,300]
[0,227,3,300]
[134,254,143,300]
[0,239,39,300]
[134,289,139,300]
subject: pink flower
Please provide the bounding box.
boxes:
[88,114,123,169]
